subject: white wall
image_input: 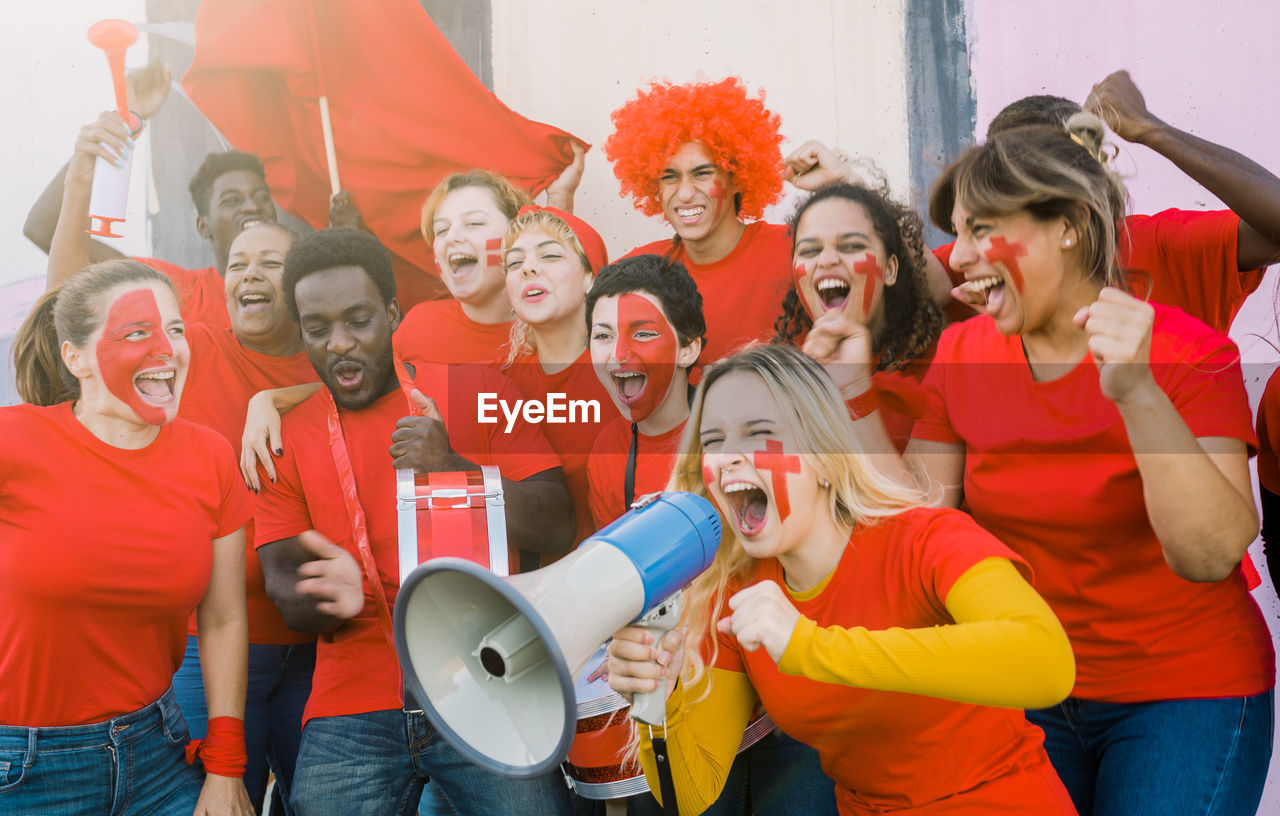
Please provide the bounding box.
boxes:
[489,0,912,261]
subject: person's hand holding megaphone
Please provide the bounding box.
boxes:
[606,625,686,704]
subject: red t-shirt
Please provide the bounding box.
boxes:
[395,298,514,368]
[586,416,686,529]
[135,257,230,329]
[182,324,318,644]
[497,350,619,549]
[934,209,1265,333]
[718,508,1069,814]
[0,403,250,726]
[253,365,561,725]
[1257,367,1280,495]
[859,344,935,454]
[913,306,1273,701]
[625,222,792,365]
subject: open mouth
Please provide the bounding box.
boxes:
[237,217,272,232]
[448,252,478,276]
[958,275,1005,314]
[237,291,271,313]
[522,286,547,301]
[610,370,647,405]
[813,275,851,311]
[134,369,177,404]
[722,481,769,536]
[331,360,365,390]
[674,205,705,224]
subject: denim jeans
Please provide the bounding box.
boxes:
[614,727,835,816]
[1027,692,1274,816]
[0,687,203,815]
[173,634,316,814]
[292,709,572,816]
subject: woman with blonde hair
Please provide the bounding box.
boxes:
[498,205,618,556]
[607,343,1077,814]
[839,113,1273,815]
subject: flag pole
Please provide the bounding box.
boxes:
[304,0,341,196]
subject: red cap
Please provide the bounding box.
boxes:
[516,205,609,274]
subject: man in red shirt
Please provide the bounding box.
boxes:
[605,78,794,365]
[254,228,574,815]
[26,64,277,329]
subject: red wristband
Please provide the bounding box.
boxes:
[845,387,881,420]
[184,716,246,778]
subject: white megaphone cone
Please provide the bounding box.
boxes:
[393,491,720,778]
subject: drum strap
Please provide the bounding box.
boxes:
[649,728,679,815]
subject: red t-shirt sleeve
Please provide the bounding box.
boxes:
[911,324,963,444]
[908,509,1033,606]
[1124,209,1263,332]
[213,435,253,539]
[253,440,313,548]
[1151,307,1256,447]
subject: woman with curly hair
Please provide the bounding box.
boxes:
[605,344,1077,815]
[604,78,796,364]
[775,181,945,451]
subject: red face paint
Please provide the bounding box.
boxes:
[612,293,679,422]
[792,261,808,287]
[752,439,801,522]
[485,237,502,268]
[95,288,175,425]
[701,460,716,488]
[852,254,884,316]
[983,236,1028,294]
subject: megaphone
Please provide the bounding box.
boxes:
[393,491,720,778]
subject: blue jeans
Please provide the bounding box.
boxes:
[0,687,203,815]
[615,728,836,816]
[292,709,572,816]
[1027,693,1274,816]
[173,634,315,814]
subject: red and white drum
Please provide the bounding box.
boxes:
[564,644,775,800]
[396,466,508,582]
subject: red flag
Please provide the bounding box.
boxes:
[183,0,586,308]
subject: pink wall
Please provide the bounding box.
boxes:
[966,2,1280,810]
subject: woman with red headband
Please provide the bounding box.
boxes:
[497,205,619,561]
[4,261,253,815]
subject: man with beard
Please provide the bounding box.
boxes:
[254,228,575,816]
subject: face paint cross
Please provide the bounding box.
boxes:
[752,439,802,522]
[852,254,884,316]
[984,236,1028,294]
[485,237,502,269]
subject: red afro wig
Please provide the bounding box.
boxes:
[604,77,784,222]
